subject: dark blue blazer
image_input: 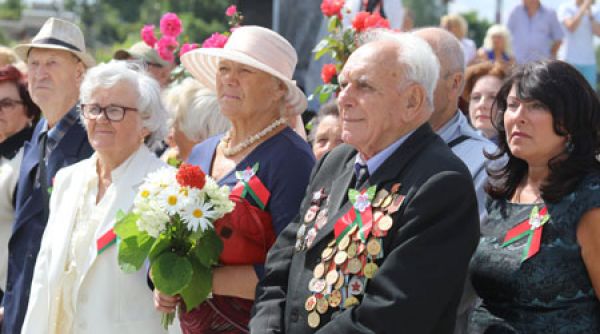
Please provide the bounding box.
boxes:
[1,117,93,334]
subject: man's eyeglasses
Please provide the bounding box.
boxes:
[0,98,23,112]
[80,104,138,122]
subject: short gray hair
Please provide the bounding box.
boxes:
[79,61,168,150]
[164,78,230,142]
[359,30,440,106]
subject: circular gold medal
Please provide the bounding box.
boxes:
[329,290,342,308]
[366,238,381,256]
[347,242,358,258]
[313,262,326,279]
[364,262,379,279]
[325,269,339,286]
[316,297,329,314]
[328,239,336,248]
[380,195,393,209]
[334,273,345,290]
[321,247,335,261]
[347,258,362,274]
[344,296,359,308]
[334,251,348,265]
[338,235,350,251]
[305,295,317,311]
[372,189,389,208]
[308,311,320,328]
[378,215,393,231]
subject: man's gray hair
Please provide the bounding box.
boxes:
[79,61,168,151]
[164,78,230,142]
[359,30,440,106]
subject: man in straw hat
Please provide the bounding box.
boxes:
[250,31,479,333]
[1,17,94,333]
[113,41,175,88]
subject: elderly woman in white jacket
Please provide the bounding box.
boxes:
[22,61,169,334]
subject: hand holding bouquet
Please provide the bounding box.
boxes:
[114,163,234,329]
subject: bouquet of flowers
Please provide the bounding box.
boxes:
[311,0,391,103]
[114,163,234,329]
[141,12,199,64]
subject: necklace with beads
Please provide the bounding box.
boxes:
[220,117,286,157]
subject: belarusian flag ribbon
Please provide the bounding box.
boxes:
[232,163,270,210]
[97,228,117,255]
[502,206,550,262]
[334,186,376,244]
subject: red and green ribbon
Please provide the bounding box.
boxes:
[502,206,550,262]
[97,228,117,255]
[334,186,376,244]
[232,163,271,210]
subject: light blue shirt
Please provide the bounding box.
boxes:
[508,4,564,64]
[355,130,414,177]
[437,112,497,223]
[558,1,600,65]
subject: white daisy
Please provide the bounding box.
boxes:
[181,200,217,232]
[157,185,184,215]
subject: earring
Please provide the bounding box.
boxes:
[566,137,574,153]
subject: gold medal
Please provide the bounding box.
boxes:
[328,239,336,248]
[325,270,339,286]
[364,262,379,279]
[347,258,362,274]
[329,290,342,308]
[334,251,348,265]
[344,295,359,308]
[378,214,393,231]
[313,262,326,279]
[338,235,350,251]
[347,224,358,236]
[334,273,344,290]
[305,295,317,311]
[321,247,335,261]
[308,311,320,328]
[372,189,389,208]
[347,242,358,258]
[380,194,393,209]
[366,238,381,256]
[316,297,329,314]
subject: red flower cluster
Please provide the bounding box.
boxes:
[176,163,206,189]
[321,64,337,84]
[321,0,345,18]
[352,11,390,32]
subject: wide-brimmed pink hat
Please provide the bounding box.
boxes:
[181,26,307,115]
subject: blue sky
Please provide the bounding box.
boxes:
[448,0,566,23]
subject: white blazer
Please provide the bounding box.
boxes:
[22,145,168,334]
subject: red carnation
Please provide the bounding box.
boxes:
[364,12,390,30]
[321,64,337,84]
[176,163,206,189]
[321,0,345,18]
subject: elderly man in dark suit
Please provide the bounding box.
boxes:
[250,31,480,334]
[0,18,94,333]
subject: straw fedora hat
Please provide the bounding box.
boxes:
[181,25,307,115]
[14,17,95,68]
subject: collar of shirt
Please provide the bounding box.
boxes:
[355,130,415,176]
[436,111,463,143]
[41,105,80,155]
[0,126,33,160]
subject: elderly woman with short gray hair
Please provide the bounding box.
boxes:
[22,61,168,334]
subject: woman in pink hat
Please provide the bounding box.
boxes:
[153,26,315,333]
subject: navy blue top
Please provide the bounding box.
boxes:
[187,127,315,278]
[485,49,511,62]
[469,173,600,333]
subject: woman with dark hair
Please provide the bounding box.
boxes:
[469,60,600,333]
[0,65,40,308]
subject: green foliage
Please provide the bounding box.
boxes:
[0,0,23,20]
[403,0,446,27]
[152,252,194,295]
[462,11,492,49]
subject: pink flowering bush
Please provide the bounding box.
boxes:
[140,25,157,47]
[201,33,229,49]
[156,36,179,63]
[179,43,199,57]
[160,12,183,37]
[225,5,237,17]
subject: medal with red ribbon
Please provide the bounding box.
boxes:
[231,162,271,210]
[502,205,550,262]
[334,186,376,244]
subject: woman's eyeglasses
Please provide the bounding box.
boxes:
[80,104,138,122]
[0,98,23,112]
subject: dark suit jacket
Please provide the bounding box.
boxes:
[250,124,480,334]
[1,116,93,334]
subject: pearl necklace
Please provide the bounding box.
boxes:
[221,117,286,157]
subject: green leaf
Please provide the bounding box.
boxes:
[118,234,154,273]
[114,211,141,240]
[149,234,172,262]
[312,39,330,54]
[179,260,212,310]
[192,229,223,268]
[366,186,377,201]
[348,189,360,203]
[152,252,193,295]
[319,90,332,104]
[328,16,340,32]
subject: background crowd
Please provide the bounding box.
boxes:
[0,0,599,333]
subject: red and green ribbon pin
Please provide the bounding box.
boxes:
[334,186,376,244]
[96,228,117,255]
[232,162,271,210]
[502,206,550,262]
